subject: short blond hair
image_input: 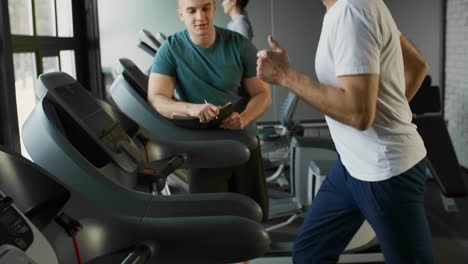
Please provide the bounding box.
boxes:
[178,0,216,8]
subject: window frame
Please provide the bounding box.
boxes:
[0,1,20,152]
[0,0,103,151]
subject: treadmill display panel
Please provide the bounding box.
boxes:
[53,84,130,153]
[0,194,33,251]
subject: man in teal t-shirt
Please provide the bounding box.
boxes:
[151,24,257,114]
[148,0,271,221]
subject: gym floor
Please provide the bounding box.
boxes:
[252,168,468,264]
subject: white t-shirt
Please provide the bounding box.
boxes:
[227,14,253,41]
[315,0,426,181]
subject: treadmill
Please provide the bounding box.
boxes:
[0,145,158,263]
[22,72,271,263]
[110,58,259,151]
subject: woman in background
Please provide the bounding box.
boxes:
[222,0,253,40]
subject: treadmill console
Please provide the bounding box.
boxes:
[0,196,33,252]
[40,74,141,174]
[138,29,161,52]
[120,58,149,99]
[0,245,38,264]
[0,193,58,264]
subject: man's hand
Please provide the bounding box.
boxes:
[188,103,220,123]
[220,112,245,130]
[256,35,291,86]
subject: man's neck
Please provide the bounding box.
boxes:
[189,28,216,48]
[322,0,337,10]
[229,8,242,20]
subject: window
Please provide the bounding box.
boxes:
[60,50,76,78]
[42,56,59,73]
[8,0,33,35]
[2,0,93,156]
[13,53,37,158]
[57,0,73,37]
[34,0,57,36]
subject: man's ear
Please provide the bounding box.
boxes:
[177,9,183,22]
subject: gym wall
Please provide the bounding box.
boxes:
[446,0,468,168]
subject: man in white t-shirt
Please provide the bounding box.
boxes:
[257,0,433,263]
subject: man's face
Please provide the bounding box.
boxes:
[221,0,234,14]
[178,0,217,37]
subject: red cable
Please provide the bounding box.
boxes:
[72,231,83,264]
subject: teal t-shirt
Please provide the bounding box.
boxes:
[151,27,258,112]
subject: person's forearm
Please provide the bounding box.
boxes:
[281,70,340,119]
[401,35,430,102]
[404,62,429,102]
[256,35,377,130]
[148,94,194,118]
[240,92,272,126]
[281,69,375,130]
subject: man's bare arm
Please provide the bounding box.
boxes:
[147,73,219,122]
[220,77,271,130]
[401,35,430,102]
[240,77,272,126]
[257,36,379,130]
[281,71,379,130]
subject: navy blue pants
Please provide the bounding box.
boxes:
[293,157,433,263]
